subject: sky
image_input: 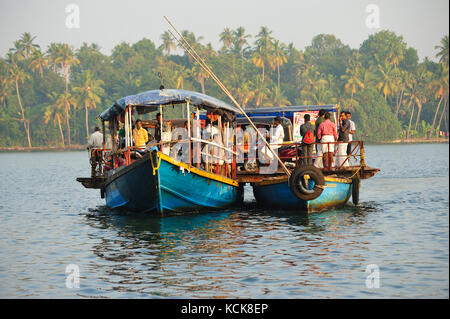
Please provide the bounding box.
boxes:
[0,0,448,61]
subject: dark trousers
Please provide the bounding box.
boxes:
[301,143,314,166]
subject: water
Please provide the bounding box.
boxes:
[0,144,448,298]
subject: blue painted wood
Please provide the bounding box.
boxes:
[105,154,239,213]
[252,179,352,212]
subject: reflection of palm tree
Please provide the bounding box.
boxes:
[73,71,105,139]
[44,92,65,146]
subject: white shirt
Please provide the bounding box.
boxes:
[88,131,103,148]
[205,124,219,140]
[271,124,285,146]
[348,120,356,142]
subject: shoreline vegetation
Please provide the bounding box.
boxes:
[0,30,448,148]
[1,138,448,152]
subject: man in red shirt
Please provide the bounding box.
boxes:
[316,112,337,171]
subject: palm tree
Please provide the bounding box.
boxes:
[29,50,48,78]
[47,43,63,71]
[428,65,449,138]
[57,92,76,145]
[232,27,251,59]
[269,86,291,106]
[9,62,32,147]
[376,61,398,102]
[19,32,39,59]
[55,44,80,92]
[0,78,11,107]
[73,71,105,139]
[192,64,209,94]
[435,35,449,66]
[160,31,176,56]
[219,27,233,51]
[341,59,365,110]
[252,27,275,83]
[44,92,66,146]
[232,81,255,108]
[404,77,420,140]
[272,40,288,89]
[253,75,270,106]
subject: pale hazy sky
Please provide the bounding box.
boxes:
[0,0,448,61]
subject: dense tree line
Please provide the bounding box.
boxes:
[0,29,448,147]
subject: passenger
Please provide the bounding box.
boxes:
[345,111,356,156]
[154,113,162,144]
[300,114,315,165]
[316,112,338,171]
[87,126,103,177]
[261,117,284,161]
[204,118,219,139]
[336,111,351,168]
[132,119,149,151]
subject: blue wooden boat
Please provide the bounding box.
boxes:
[104,151,240,213]
[236,105,379,212]
[252,175,352,211]
[78,89,243,214]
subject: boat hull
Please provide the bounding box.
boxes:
[104,152,240,213]
[252,176,352,212]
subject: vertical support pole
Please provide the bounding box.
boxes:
[159,104,163,151]
[101,120,105,176]
[186,101,191,165]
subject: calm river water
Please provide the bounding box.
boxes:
[0,143,448,298]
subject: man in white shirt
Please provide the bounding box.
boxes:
[346,111,356,158]
[88,126,103,177]
[261,117,284,161]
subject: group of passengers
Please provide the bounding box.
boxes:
[299,109,355,171]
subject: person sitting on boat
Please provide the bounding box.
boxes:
[132,119,149,151]
[336,111,351,168]
[315,112,337,171]
[300,114,315,166]
[87,126,103,177]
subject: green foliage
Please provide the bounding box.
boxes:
[0,30,448,147]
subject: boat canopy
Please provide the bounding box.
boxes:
[99,89,240,121]
[237,115,291,127]
[240,105,337,119]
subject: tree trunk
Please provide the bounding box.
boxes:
[65,103,71,146]
[85,103,89,140]
[277,62,280,89]
[262,64,265,82]
[436,97,448,138]
[15,80,32,148]
[429,96,443,139]
[406,101,414,140]
[58,116,65,146]
[414,103,422,131]
[395,89,404,118]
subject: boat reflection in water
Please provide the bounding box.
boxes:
[81,200,377,297]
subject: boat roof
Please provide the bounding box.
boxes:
[99,89,240,121]
[241,105,337,118]
[237,116,292,127]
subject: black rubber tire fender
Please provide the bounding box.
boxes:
[352,175,360,205]
[289,165,325,201]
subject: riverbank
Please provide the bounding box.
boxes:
[377,138,449,144]
[0,145,87,152]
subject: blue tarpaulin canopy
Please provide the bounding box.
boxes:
[240,105,337,119]
[99,89,240,121]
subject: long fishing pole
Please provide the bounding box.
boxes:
[164,16,291,177]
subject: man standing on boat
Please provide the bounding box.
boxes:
[336,111,350,168]
[346,111,355,157]
[316,112,337,171]
[261,117,284,162]
[87,126,103,177]
[300,114,315,165]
